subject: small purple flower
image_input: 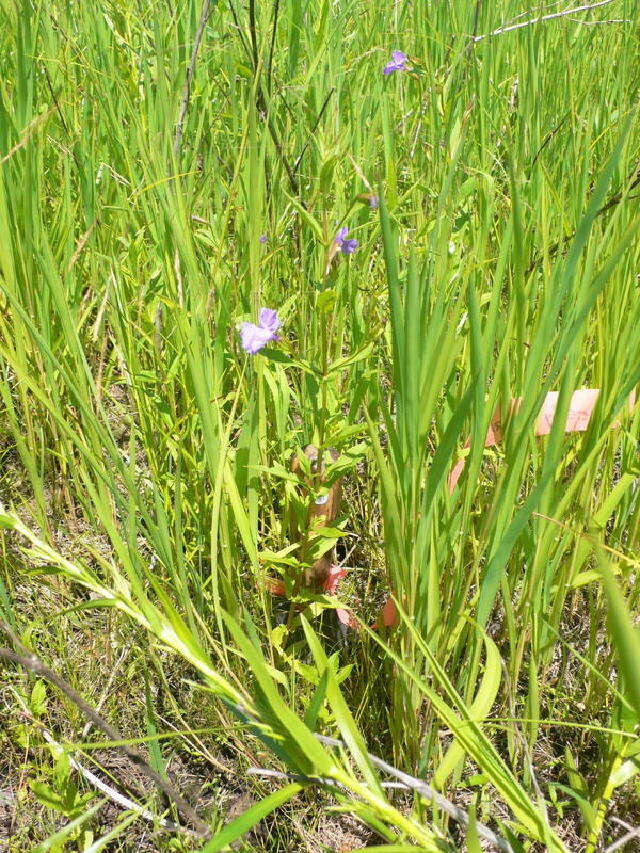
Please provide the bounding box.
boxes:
[383,50,407,76]
[334,226,359,255]
[239,307,281,354]
[369,194,380,209]
[258,307,280,334]
[259,234,267,244]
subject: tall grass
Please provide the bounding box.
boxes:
[1,0,639,849]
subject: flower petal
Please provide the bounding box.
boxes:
[240,322,275,354]
[383,50,407,75]
[258,307,281,334]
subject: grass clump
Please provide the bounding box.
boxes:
[1,0,640,850]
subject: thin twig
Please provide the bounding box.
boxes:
[39,726,195,836]
[571,17,630,24]
[316,734,514,853]
[0,627,210,837]
[225,0,300,195]
[293,88,336,173]
[530,116,568,167]
[247,767,340,789]
[227,0,249,55]
[81,645,130,738]
[473,0,616,41]
[605,825,640,853]
[0,109,55,166]
[526,157,640,274]
[611,817,637,832]
[41,66,70,137]
[174,0,212,157]
[465,0,483,55]
[595,161,640,217]
[266,0,280,94]
[249,766,471,796]
[229,702,512,853]
[257,84,300,194]
[248,0,258,69]
[65,222,96,275]
[10,687,194,836]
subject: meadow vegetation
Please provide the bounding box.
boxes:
[1,0,640,850]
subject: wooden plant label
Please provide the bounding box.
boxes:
[447,388,636,493]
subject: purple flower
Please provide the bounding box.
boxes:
[369,194,380,209]
[383,50,407,76]
[334,226,359,255]
[239,307,281,354]
[259,234,267,244]
[342,239,358,254]
[258,307,280,334]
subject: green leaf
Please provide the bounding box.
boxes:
[304,667,329,730]
[599,555,640,722]
[360,604,566,850]
[29,680,47,718]
[29,781,65,812]
[433,634,502,787]
[222,611,334,776]
[465,804,483,853]
[326,342,374,376]
[32,800,104,853]
[201,784,303,852]
[552,784,597,831]
[301,616,384,797]
[317,287,337,314]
